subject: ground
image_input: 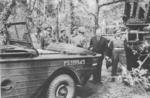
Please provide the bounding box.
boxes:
[76,61,150,98]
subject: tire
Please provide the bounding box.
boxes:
[47,74,75,98]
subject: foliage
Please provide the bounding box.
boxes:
[0,0,126,46]
[118,66,150,97]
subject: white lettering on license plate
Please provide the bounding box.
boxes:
[64,60,85,66]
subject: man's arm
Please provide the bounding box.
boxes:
[88,37,93,50]
[104,38,113,61]
[103,38,109,55]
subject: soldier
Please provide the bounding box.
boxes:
[30,27,42,49]
[0,31,5,46]
[71,27,87,48]
[41,26,53,49]
[110,27,127,82]
[0,27,8,46]
[59,30,69,43]
[89,28,109,84]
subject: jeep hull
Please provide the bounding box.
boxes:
[1,53,100,98]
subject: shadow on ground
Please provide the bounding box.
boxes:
[75,81,110,98]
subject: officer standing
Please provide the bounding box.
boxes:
[111,28,127,82]
[71,27,87,48]
[89,28,108,84]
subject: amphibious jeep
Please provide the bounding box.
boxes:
[0,22,101,98]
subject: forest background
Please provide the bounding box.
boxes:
[0,0,125,45]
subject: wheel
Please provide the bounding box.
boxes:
[47,74,75,98]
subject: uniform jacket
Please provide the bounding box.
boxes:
[89,36,108,58]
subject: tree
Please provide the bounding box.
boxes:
[70,0,80,34]
[70,0,74,34]
[0,0,16,30]
[78,0,126,34]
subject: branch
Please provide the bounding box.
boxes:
[75,1,96,18]
[31,0,37,13]
[99,0,126,8]
[78,0,88,6]
[81,5,96,18]
[1,0,16,24]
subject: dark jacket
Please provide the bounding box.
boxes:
[89,36,108,58]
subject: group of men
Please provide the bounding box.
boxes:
[71,27,87,48]
[0,23,136,83]
[31,26,59,49]
[31,26,88,49]
[89,27,127,83]
[21,24,128,84]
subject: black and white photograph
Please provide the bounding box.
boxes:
[0,0,150,98]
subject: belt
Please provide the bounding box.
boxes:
[114,47,124,50]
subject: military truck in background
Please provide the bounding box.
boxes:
[123,0,150,42]
[0,22,101,98]
[123,0,150,69]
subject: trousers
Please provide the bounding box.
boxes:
[93,58,103,82]
[111,48,124,76]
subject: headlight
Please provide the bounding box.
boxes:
[92,58,98,66]
[92,63,98,66]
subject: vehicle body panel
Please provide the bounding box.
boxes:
[1,46,101,98]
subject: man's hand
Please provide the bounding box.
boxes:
[105,56,112,63]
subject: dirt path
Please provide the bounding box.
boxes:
[76,61,150,98]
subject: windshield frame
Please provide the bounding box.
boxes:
[5,22,34,49]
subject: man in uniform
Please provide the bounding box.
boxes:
[71,27,87,48]
[0,31,6,46]
[41,26,53,49]
[59,30,69,43]
[30,27,42,49]
[89,28,108,83]
[0,27,8,46]
[110,27,127,82]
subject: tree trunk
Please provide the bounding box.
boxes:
[56,7,59,42]
[70,0,74,34]
[94,15,98,35]
[94,0,100,35]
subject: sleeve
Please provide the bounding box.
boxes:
[108,40,113,50]
[104,38,109,49]
[103,38,108,55]
[88,37,93,50]
[40,36,45,49]
[104,38,113,57]
[81,37,87,48]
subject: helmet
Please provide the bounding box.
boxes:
[78,27,86,33]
